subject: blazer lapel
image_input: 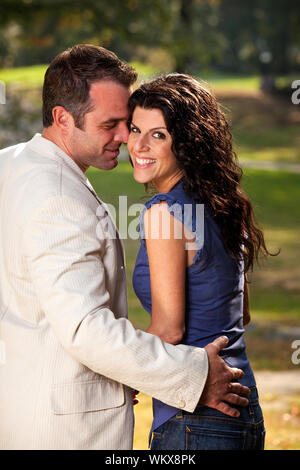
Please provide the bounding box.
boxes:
[82,180,125,267]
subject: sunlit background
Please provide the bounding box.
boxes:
[0,0,299,450]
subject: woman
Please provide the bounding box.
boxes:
[127,74,269,450]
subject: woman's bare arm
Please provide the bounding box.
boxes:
[144,202,186,345]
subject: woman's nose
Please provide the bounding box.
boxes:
[133,134,149,151]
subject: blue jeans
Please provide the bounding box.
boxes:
[150,387,265,450]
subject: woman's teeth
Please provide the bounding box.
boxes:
[136,158,156,165]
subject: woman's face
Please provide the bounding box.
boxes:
[127,106,183,193]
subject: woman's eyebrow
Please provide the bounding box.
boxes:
[131,122,167,131]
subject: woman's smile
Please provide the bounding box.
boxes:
[134,157,157,168]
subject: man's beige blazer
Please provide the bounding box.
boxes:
[0,134,208,450]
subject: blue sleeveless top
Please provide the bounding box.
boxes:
[132,179,255,437]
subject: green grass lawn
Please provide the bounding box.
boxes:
[234,126,300,163]
[0,63,285,91]
[0,64,263,90]
[0,62,295,93]
[243,169,300,322]
[218,93,300,165]
[0,64,48,89]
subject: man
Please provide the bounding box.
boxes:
[0,44,249,450]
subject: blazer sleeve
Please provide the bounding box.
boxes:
[23,194,208,412]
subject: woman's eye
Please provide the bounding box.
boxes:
[153,132,166,139]
[130,126,139,133]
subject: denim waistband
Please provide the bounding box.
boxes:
[247,386,260,405]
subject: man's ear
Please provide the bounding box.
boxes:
[52,106,74,134]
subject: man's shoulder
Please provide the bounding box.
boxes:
[0,136,100,215]
[21,162,94,210]
[0,141,29,171]
[0,136,56,173]
[0,141,26,155]
[14,169,98,229]
[23,159,99,216]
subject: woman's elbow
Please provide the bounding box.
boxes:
[161,327,185,345]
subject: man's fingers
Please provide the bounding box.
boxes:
[228,382,250,397]
[215,389,249,417]
[215,401,240,418]
[202,337,251,419]
[208,336,229,354]
[229,367,245,381]
[216,384,250,417]
[225,393,249,407]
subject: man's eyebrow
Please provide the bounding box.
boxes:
[102,116,128,124]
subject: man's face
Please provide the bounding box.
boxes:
[67,80,131,172]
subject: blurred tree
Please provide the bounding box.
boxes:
[0,0,299,75]
[163,0,225,73]
[218,0,300,75]
[255,0,300,75]
[0,0,172,66]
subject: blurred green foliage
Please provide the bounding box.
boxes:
[0,0,299,77]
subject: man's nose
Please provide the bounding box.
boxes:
[114,122,130,143]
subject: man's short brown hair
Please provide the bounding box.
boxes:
[42,44,137,129]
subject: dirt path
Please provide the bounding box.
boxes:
[247,322,300,401]
[256,370,300,396]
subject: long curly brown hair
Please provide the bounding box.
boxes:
[128,73,273,273]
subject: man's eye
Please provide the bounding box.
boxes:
[101,122,118,130]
